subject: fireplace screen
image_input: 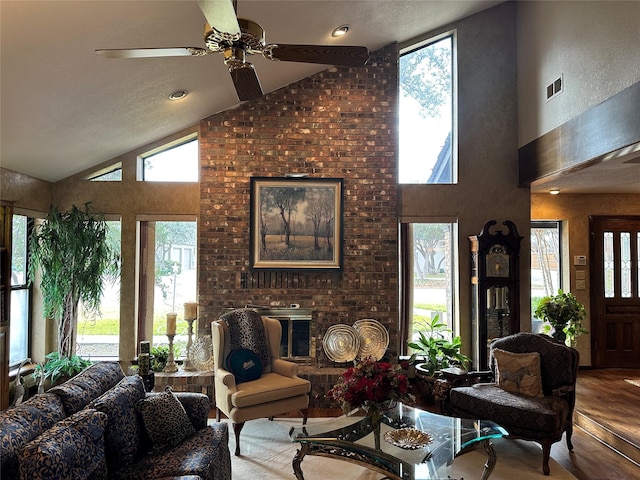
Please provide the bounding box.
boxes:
[233,307,313,361]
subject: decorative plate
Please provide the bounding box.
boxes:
[191,335,215,371]
[323,324,360,363]
[384,428,433,450]
[353,319,389,361]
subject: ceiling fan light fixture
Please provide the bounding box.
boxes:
[168,90,188,101]
[332,25,350,37]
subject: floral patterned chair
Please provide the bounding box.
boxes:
[449,333,579,476]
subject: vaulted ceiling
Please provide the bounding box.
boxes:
[2,1,637,194]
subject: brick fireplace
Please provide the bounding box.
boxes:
[198,44,399,406]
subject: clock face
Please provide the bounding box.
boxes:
[486,245,510,277]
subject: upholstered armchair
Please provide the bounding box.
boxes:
[212,309,310,455]
[449,332,579,476]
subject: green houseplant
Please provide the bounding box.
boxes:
[534,289,588,345]
[407,315,471,377]
[28,203,119,363]
[33,351,93,384]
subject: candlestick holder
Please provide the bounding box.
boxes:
[182,317,197,371]
[163,334,179,373]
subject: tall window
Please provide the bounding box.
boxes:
[10,215,31,367]
[141,137,198,182]
[152,221,197,350]
[402,222,457,351]
[399,33,455,184]
[76,220,121,358]
[531,221,562,333]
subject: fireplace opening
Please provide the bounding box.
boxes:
[230,307,314,363]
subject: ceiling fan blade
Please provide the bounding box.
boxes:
[266,44,369,67]
[95,47,207,59]
[230,64,263,101]
[197,0,241,37]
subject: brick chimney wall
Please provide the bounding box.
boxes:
[198,44,399,380]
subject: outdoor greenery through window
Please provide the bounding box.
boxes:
[531,221,562,333]
[399,33,455,184]
[141,138,198,182]
[10,214,30,367]
[89,164,122,181]
[152,221,197,354]
[76,220,121,358]
[406,223,456,347]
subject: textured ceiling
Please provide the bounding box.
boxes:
[1,0,637,193]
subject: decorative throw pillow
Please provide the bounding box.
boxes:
[137,387,196,454]
[18,408,109,480]
[220,309,271,369]
[493,348,544,397]
[226,348,263,383]
[88,374,146,466]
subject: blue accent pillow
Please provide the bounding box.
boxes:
[226,348,263,383]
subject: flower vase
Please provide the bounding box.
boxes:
[365,402,392,450]
[373,418,381,450]
[552,323,567,343]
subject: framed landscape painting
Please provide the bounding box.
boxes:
[250,177,344,270]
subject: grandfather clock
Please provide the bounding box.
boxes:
[469,220,523,370]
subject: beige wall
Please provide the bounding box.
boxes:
[517,1,640,145]
[532,192,640,365]
[0,168,52,215]
[401,3,532,348]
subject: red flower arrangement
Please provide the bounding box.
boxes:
[326,357,415,414]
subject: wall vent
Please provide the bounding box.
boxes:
[546,75,563,100]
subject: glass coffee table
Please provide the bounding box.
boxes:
[289,403,507,480]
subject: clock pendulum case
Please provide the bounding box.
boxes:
[469,220,523,370]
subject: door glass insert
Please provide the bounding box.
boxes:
[603,231,614,297]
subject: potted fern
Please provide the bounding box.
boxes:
[28,203,119,375]
[407,315,470,402]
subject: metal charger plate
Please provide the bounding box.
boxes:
[384,428,433,450]
[323,324,360,362]
[353,319,389,360]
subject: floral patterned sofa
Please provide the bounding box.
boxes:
[0,362,231,480]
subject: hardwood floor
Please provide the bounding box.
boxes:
[551,369,640,480]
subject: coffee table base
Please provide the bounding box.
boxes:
[292,439,498,480]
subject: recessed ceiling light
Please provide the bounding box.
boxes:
[168,90,188,101]
[549,189,560,195]
[332,25,350,37]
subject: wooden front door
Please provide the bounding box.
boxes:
[591,216,640,368]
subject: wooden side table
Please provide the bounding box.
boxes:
[433,367,475,414]
[153,370,215,404]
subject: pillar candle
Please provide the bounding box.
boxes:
[166,313,177,335]
[139,341,150,354]
[184,302,198,320]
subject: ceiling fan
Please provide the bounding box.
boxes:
[95,0,370,101]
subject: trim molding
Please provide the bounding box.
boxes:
[519,81,640,185]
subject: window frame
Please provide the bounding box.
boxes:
[400,221,459,356]
[9,215,33,368]
[138,134,199,183]
[531,220,563,333]
[398,30,458,185]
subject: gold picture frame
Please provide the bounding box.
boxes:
[250,177,344,270]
